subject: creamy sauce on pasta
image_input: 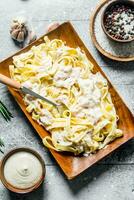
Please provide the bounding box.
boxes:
[4,151,43,189]
[9,36,123,155]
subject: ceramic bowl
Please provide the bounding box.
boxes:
[0,147,46,194]
[101,0,134,43]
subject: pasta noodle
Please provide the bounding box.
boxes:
[9,36,123,156]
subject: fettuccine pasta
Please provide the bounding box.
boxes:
[9,36,123,156]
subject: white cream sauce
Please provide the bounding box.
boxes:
[23,61,105,126]
[70,73,103,124]
[4,151,43,189]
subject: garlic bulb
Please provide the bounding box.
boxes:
[10,17,28,42]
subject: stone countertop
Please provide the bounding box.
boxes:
[0,0,134,200]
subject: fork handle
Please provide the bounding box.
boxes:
[0,74,21,89]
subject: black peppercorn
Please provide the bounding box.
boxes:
[104,4,134,40]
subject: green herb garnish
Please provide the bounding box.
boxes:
[0,138,4,153]
[0,100,13,121]
[0,100,13,153]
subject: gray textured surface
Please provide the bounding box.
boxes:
[0,0,134,199]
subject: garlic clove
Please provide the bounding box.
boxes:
[27,30,37,44]
[23,27,28,36]
[17,31,25,42]
[46,22,60,33]
[11,29,19,40]
[10,23,19,30]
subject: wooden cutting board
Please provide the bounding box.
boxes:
[0,22,134,179]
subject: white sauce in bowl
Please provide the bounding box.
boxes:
[4,151,43,189]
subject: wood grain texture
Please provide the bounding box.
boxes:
[0,22,133,179]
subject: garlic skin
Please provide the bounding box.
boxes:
[27,30,37,44]
[46,22,60,33]
[10,17,28,42]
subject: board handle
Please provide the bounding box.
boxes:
[0,74,21,89]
